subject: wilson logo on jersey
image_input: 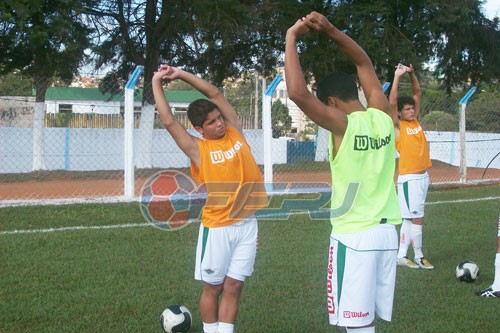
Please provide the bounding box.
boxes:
[353,134,391,151]
[210,141,243,164]
[406,125,422,135]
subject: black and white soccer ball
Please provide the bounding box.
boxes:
[160,304,192,333]
[456,260,480,283]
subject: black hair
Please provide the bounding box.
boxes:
[397,95,415,112]
[187,99,219,127]
[316,71,359,104]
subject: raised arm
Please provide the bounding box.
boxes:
[285,16,347,135]
[175,69,242,133]
[152,65,200,166]
[408,64,422,119]
[305,11,390,116]
[389,63,407,125]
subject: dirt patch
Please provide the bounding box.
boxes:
[1,163,498,201]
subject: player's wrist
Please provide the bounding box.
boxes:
[323,23,342,42]
[286,30,299,42]
[152,76,164,85]
[324,23,336,36]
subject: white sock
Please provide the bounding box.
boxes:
[346,326,375,333]
[217,322,234,333]
[397,219,412,258]
[491,253,500,291]
[411,223,424,259]
[203,322,218,333]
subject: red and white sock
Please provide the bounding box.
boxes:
[397,219,412,258]
[411,223,424,259]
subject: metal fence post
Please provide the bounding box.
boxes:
[124,65,144,199]
[458,86,477,183]
[382,82,390,93]
[263,74,282,192]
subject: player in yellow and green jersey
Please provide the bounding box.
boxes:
[285,11,401,333]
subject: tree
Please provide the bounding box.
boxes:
[2,0,498,103]
[0,0,92,101]
[223,72,261,120]
[421,111,458,131]
[271,99,291,138]
[0,0,93,171]
[297,0,500,94]
[427,0,500,92]
[0,72,33,96]
[466,85,500,133]
[83,0,301,105]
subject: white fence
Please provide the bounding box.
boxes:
[0,128,290,173]
[1,71,499,203]
[1,127,499,174]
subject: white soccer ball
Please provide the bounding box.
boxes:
[456,260,480,283]
[160,304,192,333]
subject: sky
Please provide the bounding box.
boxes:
[483,0,500,19]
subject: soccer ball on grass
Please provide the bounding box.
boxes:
[455,260,480,282]
[160,304,192,333]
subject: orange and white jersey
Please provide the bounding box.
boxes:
[396,119,431,175]
[190,127,267,227]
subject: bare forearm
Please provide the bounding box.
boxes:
[152,79,175,127]
[389,76,400,105]
[177,70,221,99]
[285,33,309,101]
[285,30,335,129]
[410,72,421,97]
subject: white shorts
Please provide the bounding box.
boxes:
[397,172,429,219]
[327,224,398,327]
[195,216,258,285]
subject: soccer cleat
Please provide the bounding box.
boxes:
[415,257,434,270]
[397,256,419,269]
[475,287,500,298]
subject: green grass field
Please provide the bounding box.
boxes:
[1,185,499,332]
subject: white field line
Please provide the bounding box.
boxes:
[0,196,140,208]
[425,196,500,205]
[0,223,151,235]
[1,196,499,236]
